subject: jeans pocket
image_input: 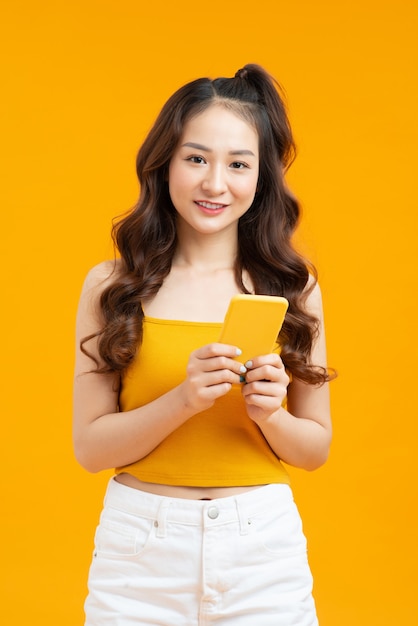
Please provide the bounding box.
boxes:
[251,500,307,557]
[94,508,154,560]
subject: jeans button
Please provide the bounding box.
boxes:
[207,506,219,519]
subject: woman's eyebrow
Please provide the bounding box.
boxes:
[181,142,255,156]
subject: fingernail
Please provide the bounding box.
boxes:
[235,348,242,356]
[239,364,247,374]
[245,360,253,368]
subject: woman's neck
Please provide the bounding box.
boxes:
[173,228,238,272]
[142,231,243,322]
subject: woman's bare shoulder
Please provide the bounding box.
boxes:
[304,275,323,315]
[77,259,122,325]
[306,274,322,305]
[81,259,122,296]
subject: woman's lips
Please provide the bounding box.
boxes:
[195,200,228,213]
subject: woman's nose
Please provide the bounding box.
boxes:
[201,165,227,195]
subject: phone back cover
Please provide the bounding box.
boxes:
[218,295,289,363]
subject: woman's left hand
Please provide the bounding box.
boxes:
[241,354,289,424]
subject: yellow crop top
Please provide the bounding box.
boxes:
[115,316,290,487]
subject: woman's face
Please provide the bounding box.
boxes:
[168,104,259,239]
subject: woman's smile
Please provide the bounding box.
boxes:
[194,200,229,214]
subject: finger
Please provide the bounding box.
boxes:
[196,343,243,360]
[202,359,247,378]
[193,354,247,377]
[245,366,289,386]
[244,353,284,370]
[201,368,242,387]
[242,383,287,412]
[243,393,283,409]
[242,385,285,410]
[242,380,284,398]
[188,381,234,411]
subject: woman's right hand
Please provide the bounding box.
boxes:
[179,343,246,413]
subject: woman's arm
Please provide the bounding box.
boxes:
[242,282,332,471]
[73,263,244,473]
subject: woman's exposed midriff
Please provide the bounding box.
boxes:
[115,472,265,500]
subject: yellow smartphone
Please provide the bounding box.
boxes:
[218,294,289,363]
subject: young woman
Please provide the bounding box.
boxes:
[73,64,333,625]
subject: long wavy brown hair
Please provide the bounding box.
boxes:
[82,64,334,385]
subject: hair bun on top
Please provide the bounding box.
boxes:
[234,67,249,79]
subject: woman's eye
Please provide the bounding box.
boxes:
[230,161,248,169]
[188,156,206,164]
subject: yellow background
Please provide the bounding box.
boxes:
[1,1,417,623]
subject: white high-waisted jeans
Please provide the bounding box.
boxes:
[84,477,318,625]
